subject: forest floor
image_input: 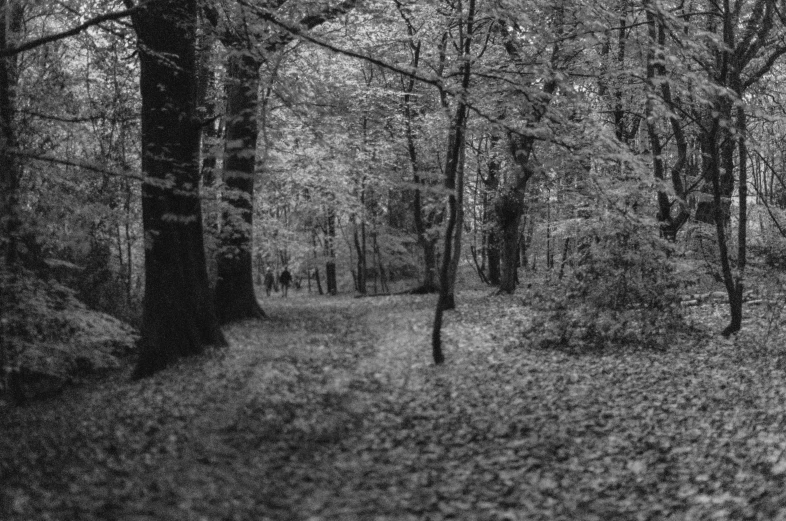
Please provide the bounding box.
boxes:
[4,286,786,520]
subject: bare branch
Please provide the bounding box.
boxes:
[7,149,144,182]
[0,5,141,58]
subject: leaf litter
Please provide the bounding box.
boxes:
[3,292,786,520]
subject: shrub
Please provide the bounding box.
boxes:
[528,216,687,352]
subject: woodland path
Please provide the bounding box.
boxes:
[4,291,786,520]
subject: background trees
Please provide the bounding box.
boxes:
[3,0,786,381]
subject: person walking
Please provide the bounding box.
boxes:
[279,266,292,297]
[263,267,275,296]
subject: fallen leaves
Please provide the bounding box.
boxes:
[3,291,786,520]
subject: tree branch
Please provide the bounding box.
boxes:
[7,149,144,182]
[0,5,141,58]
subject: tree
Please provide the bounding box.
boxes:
[0,0,23,270]
[432,0,476,365]
[128,0,226,377]
[206,0,359,320]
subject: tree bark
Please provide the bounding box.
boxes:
[446,145,465,304]
[432,0,476,364]
[214,50,265,323]
[496,190,521,292]
[132,0,226,378]
[0,0,22,269]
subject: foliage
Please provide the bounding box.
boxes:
[0,268,137,403]
[528,215,687,352]
[748,206,786,270]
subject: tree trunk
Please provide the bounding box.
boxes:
[486,228,500,285]
[0,0,22,270]
[353,217,366,293]
[497,191,522,293]
[197,21,221,285]
[214,50,265,323]
[483,137,501,285]
[401,39,438,294]
[446,145,466,304]
[325,207,337,294]
[727,103,748,336]
[432,0,476,364]
[132,0,226,378]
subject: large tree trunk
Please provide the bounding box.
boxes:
[196,21,221,285]
[214,50,265,323]
[133,0,226,378]
[0,0,22,270]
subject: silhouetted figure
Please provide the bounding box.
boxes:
[279,267,292,297]
[264,267,275,296]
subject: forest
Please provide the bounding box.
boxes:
[4,0,786,519]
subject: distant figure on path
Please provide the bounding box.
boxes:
[279,267,292,297]
[264,267,275,297]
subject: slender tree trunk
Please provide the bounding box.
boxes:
[725,103,747,336]
[401,39,438,293]
[432,0,476,364]
[325,207,337,294]
[486,230,500,284]
[483,136,501,285]
[446,145,466,303]
[214,50,265,323]
[353,216,366,293]
[132,0,226,378]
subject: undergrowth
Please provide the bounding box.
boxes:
[0,267,137,404]
[525,217,689,353]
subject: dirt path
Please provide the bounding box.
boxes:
[1,293,438,520]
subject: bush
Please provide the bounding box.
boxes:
[528,216,686,352]
[0,267,138,404]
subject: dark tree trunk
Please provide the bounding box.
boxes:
[432,0,476,365]
[132,0,226,378]
[314,267,323,295]
[353,216,366,294]
[483,136,501,285]
[325,207,337,295]
[446,145,466,304]
[0,0,22,270]
[496,191,522,293]
[214,50,265,323]
[486,228,500,285]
